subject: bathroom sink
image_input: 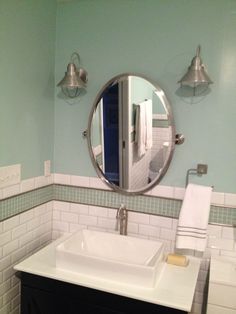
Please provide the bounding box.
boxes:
[56,229,165,288]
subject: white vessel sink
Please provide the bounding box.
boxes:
[56,229,165,288]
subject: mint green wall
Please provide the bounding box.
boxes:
[0,0,56,179]
[55,0,236,193]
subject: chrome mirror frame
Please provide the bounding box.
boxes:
[86,73,176,195]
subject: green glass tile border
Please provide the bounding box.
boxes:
[152,119,169,128]
[53,184,236,225]
[53,184,182,218]
[0,185,53,222]
[209,205,236,225]
[0,183,236,226]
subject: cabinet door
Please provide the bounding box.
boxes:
[20,273,186,314]
[21,285,125,314]
[21,285,63,314]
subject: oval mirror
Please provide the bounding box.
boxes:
[87,73,175,195]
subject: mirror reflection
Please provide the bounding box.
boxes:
[88,74,175,194]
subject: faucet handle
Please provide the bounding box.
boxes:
[116,203,125,218]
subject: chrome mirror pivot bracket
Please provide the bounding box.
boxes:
[82,130,88,138]
[175,134,185,145]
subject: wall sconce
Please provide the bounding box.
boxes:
[178,45,213,95]
[57,52,88,98]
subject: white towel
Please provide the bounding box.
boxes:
[135,100,152,157]
[145,99,152,150]
[176,183,212,252]
[135,102,146,157]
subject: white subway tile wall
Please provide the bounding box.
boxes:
[129,144,151,190]
[1,173,236,314]
[52,200,236,314]
[0,202,52,314]
[0,174,53,201]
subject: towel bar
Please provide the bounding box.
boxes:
[185,164,208,187]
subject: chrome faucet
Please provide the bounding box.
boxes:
[116,204,128,235]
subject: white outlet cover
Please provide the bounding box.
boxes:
[0,164,21,188]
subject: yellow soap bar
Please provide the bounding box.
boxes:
[166,254,189,267]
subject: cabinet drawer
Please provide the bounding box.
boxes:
[207,304,236,314]
[208,283,236,309]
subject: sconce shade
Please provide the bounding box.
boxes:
[57,52,88,99]
[178,46,213,88]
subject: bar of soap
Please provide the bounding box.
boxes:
[166,254,189,267]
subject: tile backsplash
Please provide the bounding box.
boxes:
[52,200,236,314]
[0,173,236,314]
[0,202,52,313]
[0,173,236,225]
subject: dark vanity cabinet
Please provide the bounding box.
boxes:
[19,272,187,314]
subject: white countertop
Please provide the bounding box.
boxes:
[14,235,201,312]
[210,257,236,287]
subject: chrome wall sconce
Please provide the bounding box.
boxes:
[178,45,213,95]
[57,52,88,99]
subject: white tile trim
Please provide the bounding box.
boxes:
[1,172,236,209]
[52,173,236,208]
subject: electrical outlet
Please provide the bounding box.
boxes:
[44,160,51,177]
[0,164,21,188]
